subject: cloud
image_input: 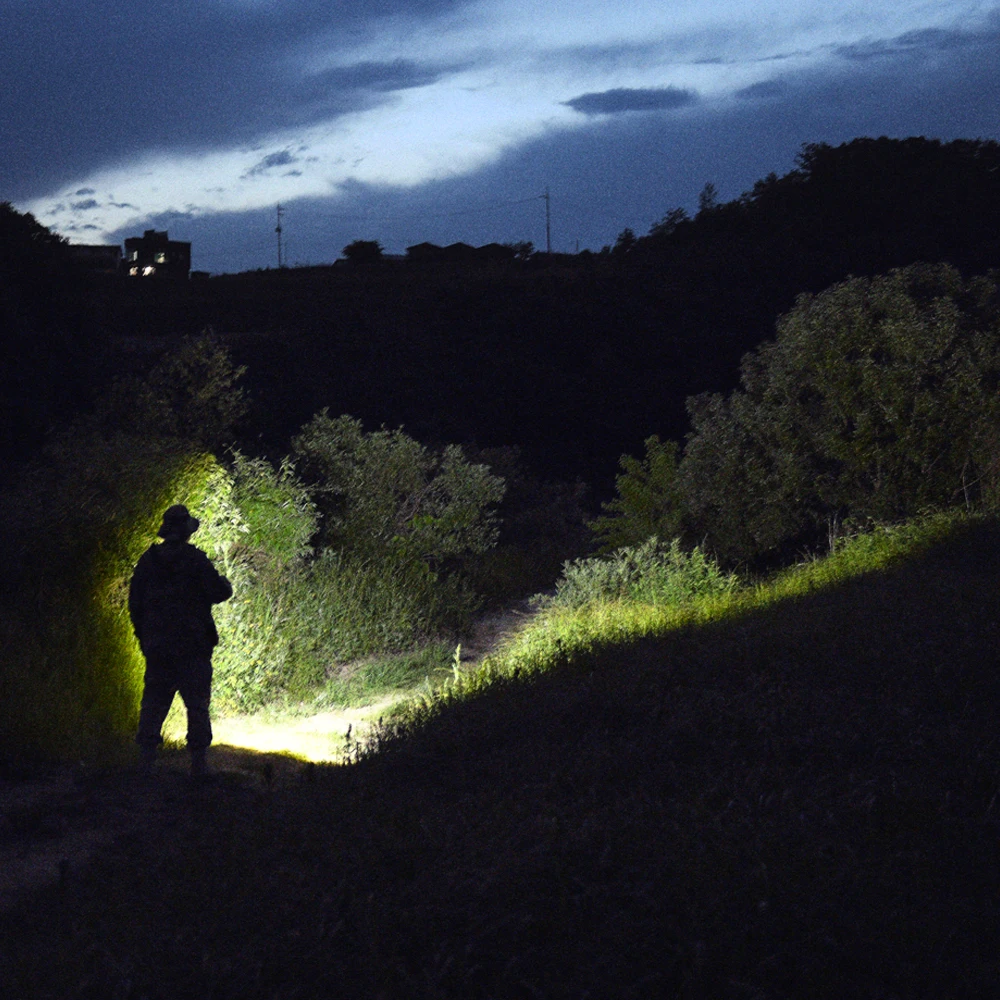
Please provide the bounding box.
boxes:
[69,198,100,211]
[309,58,452,93]
[837,25,987,61]
[243,150,301,178]
[0,0,472,202]
[735,79,789,100]
[564,86,697,115]
[10,0,1000,259]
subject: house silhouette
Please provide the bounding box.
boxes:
[124,230,191,279]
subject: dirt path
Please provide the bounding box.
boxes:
[0,601,537,913]
[198,599,536,762]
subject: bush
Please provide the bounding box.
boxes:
[194,453,320,713]
[0,334,249,757]
[292,412,505,568]
[536,537,737,610]
[679,263,1000,563]
[0,439,216,758]
[589,435,683,553]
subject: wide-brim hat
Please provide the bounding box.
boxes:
[158,504,200,539]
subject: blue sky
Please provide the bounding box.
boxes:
[3,0,999,273]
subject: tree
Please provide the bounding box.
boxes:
[96,331,248,452]
[697,182,719,215]
[291,411,506,568]
[678,263,1000,563]
[648,207,689,238]
[0,202,94,464]
[503,240,535,261]
[612,227,637,255]
[590,436,685,553]
[342,239,384,265]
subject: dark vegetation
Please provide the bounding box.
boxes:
[4,518,1000,997]
[9,136,995,488]
[2,133,1000,995]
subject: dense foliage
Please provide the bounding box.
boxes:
[534,536,735,610]
[57,137,1000,493]
[595,263,1000,565]
[292,411,505,568]
[0,202,97,463]
[0,328,513,744]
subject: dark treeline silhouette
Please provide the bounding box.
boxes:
[4,136,1000,492]
[0,203,105,465]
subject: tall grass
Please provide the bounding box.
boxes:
[0,441,484,752]
[0,443,218,759]
[396,511,969,715]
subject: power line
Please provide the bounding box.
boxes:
[297,194,546,223]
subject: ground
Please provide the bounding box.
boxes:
[0,600,533,914]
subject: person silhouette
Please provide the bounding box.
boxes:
[129,505,232,776]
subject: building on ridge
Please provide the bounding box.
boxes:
[124,230,191,279]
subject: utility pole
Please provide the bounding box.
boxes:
[275,203,284,269]
[542,187,551,254]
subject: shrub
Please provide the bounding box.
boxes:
[0,439,216,758]
[589,435,684,553]
[194,453,320,713]
[536,536,737,610]
[0,334,249,756]
[292,411,505,569]
[679,264,1000,563]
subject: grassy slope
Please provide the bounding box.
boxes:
[4,517,1000,998]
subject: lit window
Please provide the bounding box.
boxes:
[155,252,168,264]
[130,250,139,261]
[129,266,139,276]
[142,265,156,277]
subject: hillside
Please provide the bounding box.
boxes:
[6,137,999,490]
[3,516,999,998]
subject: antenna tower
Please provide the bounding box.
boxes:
[542,187,551,254]
[275,204,285,268]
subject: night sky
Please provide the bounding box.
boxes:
[3,1,999,273]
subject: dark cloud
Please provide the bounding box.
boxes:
[243,150,301,178]
[539,40,666,74]
[564,86,697,116]
[69,198,100,210]
[735,79,789,101]
[74,187,95,195]
[310,58,453,93]
[0,0,469,202]
[837,25,987,61]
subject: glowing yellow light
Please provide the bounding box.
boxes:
[162,701,397,763]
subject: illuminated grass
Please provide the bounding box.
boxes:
[0,449,220,759]
[412,511,968,711]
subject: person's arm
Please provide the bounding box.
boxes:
[195,549,233,604]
